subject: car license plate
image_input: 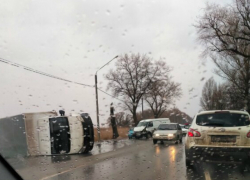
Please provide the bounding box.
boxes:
[211,135,236,142]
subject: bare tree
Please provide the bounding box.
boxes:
[196,0,250,58]
[196,1,250,112]
[105,54,169,124]
[145,77,182,118]
[223,82,246,110]
[200,78,217,110]
[200,77,246,111]
[212,54,250,110]
[200,77,229,110]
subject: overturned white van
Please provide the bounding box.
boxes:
[0,111,94,157]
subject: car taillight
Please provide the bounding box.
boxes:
[246,132,250,138]
[188,128,201,137]
[188,132,194,137]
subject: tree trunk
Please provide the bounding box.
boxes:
[245,89,250,113]
[132,106,138,124]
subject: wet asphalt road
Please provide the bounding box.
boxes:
[8,137,250,180]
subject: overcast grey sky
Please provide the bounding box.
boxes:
[0,0,231,124]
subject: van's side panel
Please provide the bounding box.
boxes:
[68,116,84,154]
[37,118,51,155]
[25,112,56,156]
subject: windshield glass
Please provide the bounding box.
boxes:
[184,125,190,129]
[2,0,249,179]
[137,122,148,127]
[196,113,250,127]
[158,124,177,130]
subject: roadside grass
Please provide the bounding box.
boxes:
[94,127,129,141]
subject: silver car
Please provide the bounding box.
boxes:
[153,123,183,144]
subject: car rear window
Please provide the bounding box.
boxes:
[158,124,177,130]
[196,113,250,127]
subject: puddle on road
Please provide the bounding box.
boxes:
[91,139,138,155]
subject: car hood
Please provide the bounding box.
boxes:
[134,126,146,132]
[154,130,178,135]
[182,128,188,132]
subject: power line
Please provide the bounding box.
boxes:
[0,57,127,101]
[97,88,125,102]
[0,57,94,87]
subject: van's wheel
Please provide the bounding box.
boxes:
[153,139,157,144]
[83,141,93,153]
[83,147,90,153]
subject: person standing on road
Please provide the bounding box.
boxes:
[110,103,119,139]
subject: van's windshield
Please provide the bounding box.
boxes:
[158,124,177,130]
[137,122,148,127]
[196,113,250,127]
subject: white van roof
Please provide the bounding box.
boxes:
[139,118,170,122]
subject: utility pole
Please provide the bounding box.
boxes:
[95,56,119,142]
[95,74,101,142]
[141,97,144,119]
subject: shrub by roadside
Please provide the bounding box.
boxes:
[93,127,129,141]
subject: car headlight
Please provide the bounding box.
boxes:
[155,134,160,137]
[168,134,174,137]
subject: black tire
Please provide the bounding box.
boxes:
[175,136,179,144]
[146,133,151,139]
[153,139,157,144]
[179,137,182,143]
[160,140,164,144]
[186,158,192,167]
[82,142,93,153]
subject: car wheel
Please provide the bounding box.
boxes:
[175,136,179,144]
[160,140,164,144]
[245,156,250,167]
[153,139,157,144]
[179,137,182,143]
